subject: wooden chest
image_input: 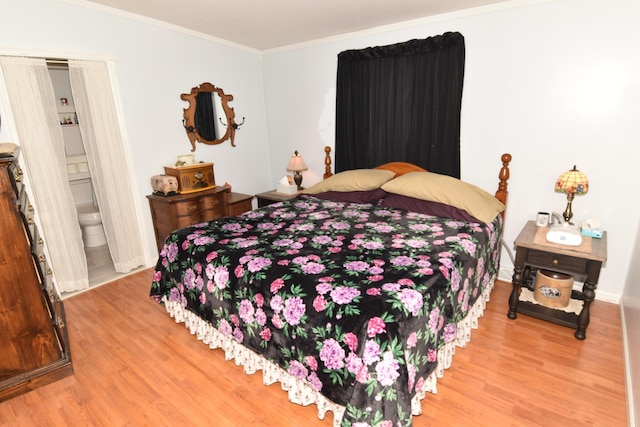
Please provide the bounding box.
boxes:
[0,154,73,401]
[163,162,215,194]
[147,185,229,251]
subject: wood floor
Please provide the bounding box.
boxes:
[0,269,628,426]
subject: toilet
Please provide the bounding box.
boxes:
[67,158,107,248]
[76,204,107,248]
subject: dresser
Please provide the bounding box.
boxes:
[0,152,73,402]
[147,187,253,251]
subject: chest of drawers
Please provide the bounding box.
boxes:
[0,153,73,402]
[147,186,229,251]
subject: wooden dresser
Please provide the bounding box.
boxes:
[0,152,73,402]
[147,186,253,251]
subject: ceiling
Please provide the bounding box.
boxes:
[81,0,508,51]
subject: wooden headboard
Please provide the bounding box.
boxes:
[374,162,427,176]
[322,146,512,217]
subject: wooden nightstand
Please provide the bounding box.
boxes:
[227,192,253,216]
[255,190,299,208]
[507,220,607,340]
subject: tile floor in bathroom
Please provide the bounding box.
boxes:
[61,244,143,299]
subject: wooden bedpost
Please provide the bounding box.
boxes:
[495,153,512,218]
[323,146,333,179]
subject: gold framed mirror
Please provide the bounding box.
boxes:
[181,82,241,151]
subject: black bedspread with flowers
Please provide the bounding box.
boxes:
[150,194,501,426]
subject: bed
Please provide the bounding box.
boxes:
[150,149,511,426]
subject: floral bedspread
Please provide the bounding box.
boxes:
[150,194,501,426]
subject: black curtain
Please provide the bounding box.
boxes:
[335,31,465,178]
[195,92,217,141]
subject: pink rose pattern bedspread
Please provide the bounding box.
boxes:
[150,195,501,426]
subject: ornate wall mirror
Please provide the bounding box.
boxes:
[181,82,243,151]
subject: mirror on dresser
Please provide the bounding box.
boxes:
[181,82,242,151]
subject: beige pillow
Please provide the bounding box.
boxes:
[381,171,505,223]
[303,169,396,194]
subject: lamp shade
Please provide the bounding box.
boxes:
[555,165,588,195]
[286,151,308,172]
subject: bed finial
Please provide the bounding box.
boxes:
[495,153,512,215]
[324,146,333,179]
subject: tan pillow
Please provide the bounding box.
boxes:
[381,171,504,223]
[303,169,396,194]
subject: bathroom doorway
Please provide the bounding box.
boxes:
[48,62,123,291]
[2,55,147,295]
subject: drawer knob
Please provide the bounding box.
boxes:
[552,258,559,266]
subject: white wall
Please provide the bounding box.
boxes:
[261,0,640,303]
[0,0,636,419]
[0,0,271,262]
[622,221,640,426]
[1,0,638,302]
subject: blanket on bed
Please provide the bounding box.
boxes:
[150,194,501,425]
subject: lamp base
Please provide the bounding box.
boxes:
[563,193,574,224]
[293,172,303,191]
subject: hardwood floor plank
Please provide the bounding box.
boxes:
[0,269,628,426]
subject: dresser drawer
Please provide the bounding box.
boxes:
[174,216,198,230]
[199,193,225,210]
[228,198,252,216]
[527,249,588,275]
[227,192,253,217]
[172,199,201,217]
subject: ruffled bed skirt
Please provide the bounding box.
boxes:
[160,279,495,426]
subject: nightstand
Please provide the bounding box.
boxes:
[255,190,299,208]
[507,220,607,340]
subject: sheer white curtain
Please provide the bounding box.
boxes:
[68,60,145,272]
[0,56,88,292]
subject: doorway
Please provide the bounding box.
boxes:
[48,63,125,293]
[1,54,147,295]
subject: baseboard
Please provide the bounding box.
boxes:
[620,300,636,427]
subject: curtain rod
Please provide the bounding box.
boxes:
[46,58,69,70]
[0,47,116,62]
[46,58,68,64]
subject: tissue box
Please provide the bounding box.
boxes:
[581,227,603,238]
[581,220,604,238]
[276,183,298,194]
